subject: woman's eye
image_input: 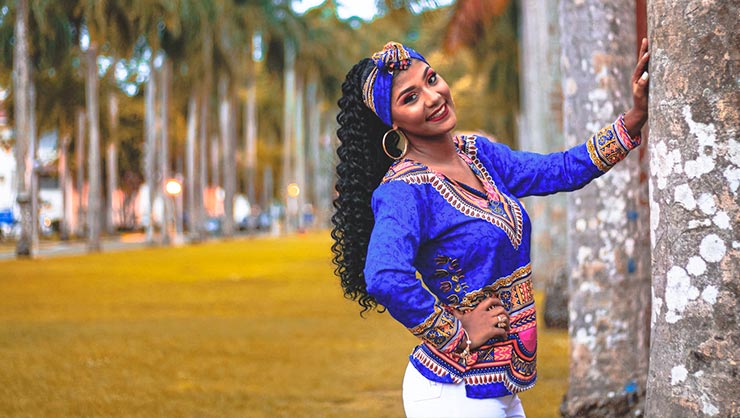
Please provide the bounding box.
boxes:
[429,72,438,84]
[403,93,417,104]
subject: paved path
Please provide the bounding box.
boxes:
[0,234,153,260]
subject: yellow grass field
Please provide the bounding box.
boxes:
[0,232,568,417]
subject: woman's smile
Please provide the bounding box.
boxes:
[427,103,449,122]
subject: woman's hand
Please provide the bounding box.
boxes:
[452,297,509,349]
[624,38,650,138]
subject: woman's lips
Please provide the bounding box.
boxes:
[427,104,449,122]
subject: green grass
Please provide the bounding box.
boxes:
[0,232,568,417]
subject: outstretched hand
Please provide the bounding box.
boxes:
[624,38,650,137]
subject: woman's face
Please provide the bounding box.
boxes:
[390,59,456,140]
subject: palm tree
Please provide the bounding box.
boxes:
[645,1,737,416]
[559,2,650,416]
[12,0,33,257]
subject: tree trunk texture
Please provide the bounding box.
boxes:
[560,1,651,416]
[13,0,32,257]
[645,1,739,416]
[518,0,568,328]
[75,109,86,237]
[85,44,102,252]
[144,65,157,244]
[159,60,171,245]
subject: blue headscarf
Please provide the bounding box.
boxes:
[362,41,428,127]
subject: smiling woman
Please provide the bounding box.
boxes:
[331,40,650,418]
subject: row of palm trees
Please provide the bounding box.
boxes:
[3,0,365,255]
[2,0,518,256]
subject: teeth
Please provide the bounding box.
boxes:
[430,105,445,119]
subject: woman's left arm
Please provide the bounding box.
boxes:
[484,39,650,198]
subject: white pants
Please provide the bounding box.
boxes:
[402,362,526,418]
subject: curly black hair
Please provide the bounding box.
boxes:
[331,58,395,315]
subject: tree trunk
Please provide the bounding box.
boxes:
[307,71,321,228]
[281,39,296,232]
[294,74,305,231]
[519,0,569,328]
[13,0,32,257]
[219,75,236,237]
[244,37,258,209]
[144,63,157,244]
[75,109,86,237]
[159,59,171,245]
[86,44,102,252]
[107,92,119,235]
[59,133,71,240]
[185,93,197,237]
[106,143,117,234]
[559,2,651,416]
[196,82,208,239]
[645,1,739,416]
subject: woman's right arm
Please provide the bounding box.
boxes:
[364,182,507,355]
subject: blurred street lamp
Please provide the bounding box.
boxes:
[287,182,300,198]
[165,177,184,244]
[165,178,182,196]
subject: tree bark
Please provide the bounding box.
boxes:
[560,1,651,416]
[13,0,32,257]
[645,1,739,416]
[85,44,102,252]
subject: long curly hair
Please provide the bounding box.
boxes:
[331,58,394,314]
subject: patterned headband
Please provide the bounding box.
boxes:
[362,41,428,126]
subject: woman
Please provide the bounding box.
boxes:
[332,40,650,418]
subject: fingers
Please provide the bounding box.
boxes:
[476,296,502,311]
[632,38,650,83]
[638,37,648,58]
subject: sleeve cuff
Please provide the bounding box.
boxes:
[585,114,641,172]
[408,305,465,353]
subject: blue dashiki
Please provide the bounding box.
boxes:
[363,115,640,399]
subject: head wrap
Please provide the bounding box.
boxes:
[362,41,428,127]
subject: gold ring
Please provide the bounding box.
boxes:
[497,321,507,329]
[498,314,504,323]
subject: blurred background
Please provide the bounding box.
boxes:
[0,0,521,250]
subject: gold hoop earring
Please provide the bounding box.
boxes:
[382,128,408,160]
